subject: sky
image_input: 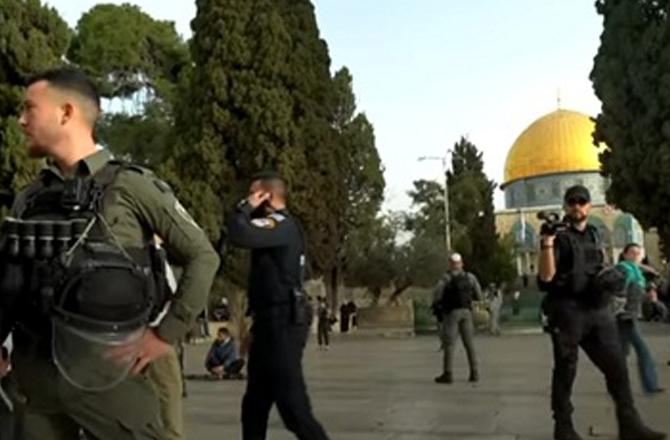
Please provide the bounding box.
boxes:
[46,0,604,211]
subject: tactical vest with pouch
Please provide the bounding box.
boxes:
[0,160,168,391]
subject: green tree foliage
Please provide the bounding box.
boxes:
[274,0,345,285]
[344,213,447,304]
[0,0,71,209]
[343,216,397,303]
[405,179,446,239]
[447,137,500,285]
[68,4,190,167]
[591,0,670,255]
[332,67,385,235]
[68,3,189,100]
[404,137,515,288]
[329,66,385,304]
[164,0,293,245]
[167,0,380,301]
[95,102,173,167]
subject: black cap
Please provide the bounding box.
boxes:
[564,185,591,203]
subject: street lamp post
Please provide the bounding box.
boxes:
[418,151,453,255]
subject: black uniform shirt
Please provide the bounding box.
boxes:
[227,203,304,312]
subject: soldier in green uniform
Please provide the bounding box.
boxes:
[0,68,220,439]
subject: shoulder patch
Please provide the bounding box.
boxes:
[251,217,278,229]
[174,200,201,229]
[269,213,287,223]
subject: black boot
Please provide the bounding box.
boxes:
[468,371,479,383]
[434,372,453,384]
[620,425,666,440]
[554,419,583,440]
[618,409,666,440]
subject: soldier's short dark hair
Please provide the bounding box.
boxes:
[250,170,285,184]
[27,68,101,125]
[250,170,287,198]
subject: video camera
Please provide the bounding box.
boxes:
[537,211,569,236]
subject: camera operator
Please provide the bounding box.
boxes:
[538,185,665,440]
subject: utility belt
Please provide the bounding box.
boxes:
[250,288,310,326]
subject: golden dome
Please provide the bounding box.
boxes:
[503,109,605,185]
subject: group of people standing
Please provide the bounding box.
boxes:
[431,184,668,440]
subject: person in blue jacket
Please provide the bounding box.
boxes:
[205,327,245,379]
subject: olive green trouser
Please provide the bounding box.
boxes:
[147,346,185,440]
[12,344,166,440]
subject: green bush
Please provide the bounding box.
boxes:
[413,299,436,332]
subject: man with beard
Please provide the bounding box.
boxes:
[538,185,665,440]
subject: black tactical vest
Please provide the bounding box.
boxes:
[551,224,605,305]
[2,161,163,342]
[441,272,475,312]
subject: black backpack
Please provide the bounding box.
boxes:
[441,272,475,312]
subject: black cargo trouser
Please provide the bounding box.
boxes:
[242,307,329,440]
[546,299,641,428]
[317,320,329,347]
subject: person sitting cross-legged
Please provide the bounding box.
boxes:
[205,327,245,379]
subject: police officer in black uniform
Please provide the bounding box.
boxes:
[538,185,665,440]
[227,172,329,440]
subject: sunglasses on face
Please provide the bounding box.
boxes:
[567,198,588,206]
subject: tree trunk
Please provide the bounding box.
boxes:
[229,287,250,358]
[326,266,340,314]
[388,282,412,305]
[370,286,382,306]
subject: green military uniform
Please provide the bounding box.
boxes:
[147,347,185,440]
[7,149,220,440]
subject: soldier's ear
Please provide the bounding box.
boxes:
[60,102,74,126]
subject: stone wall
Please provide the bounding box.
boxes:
[356,303,415,337]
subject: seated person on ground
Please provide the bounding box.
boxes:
[205,327,245,378]
[642,282,668,322]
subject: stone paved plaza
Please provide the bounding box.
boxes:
[184,325,670,440]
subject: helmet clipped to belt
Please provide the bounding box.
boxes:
[51,226,157,392]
